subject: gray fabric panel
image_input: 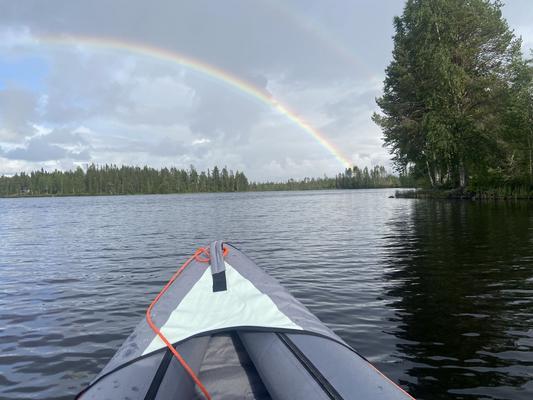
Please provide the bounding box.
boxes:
[193,333,271,400]
[287,333,413,400]
[226,244,344,345]
[80,351,165,400]
[210,240,226,274]
[96,257,209,379]
[154,336,210,400]
[239,331,332,400]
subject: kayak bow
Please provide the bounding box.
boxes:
[77,241,414,400]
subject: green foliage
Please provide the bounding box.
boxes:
[0,164,249,196]
[251,165,403,191]
[374,0,532,191]
[501,52,533,185]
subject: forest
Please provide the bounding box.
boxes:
[253,165,403,191]
[0,164,402,197]
[373,0,532,194]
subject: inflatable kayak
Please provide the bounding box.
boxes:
[77,241,414,400]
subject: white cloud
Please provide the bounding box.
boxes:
[192,138,210,145]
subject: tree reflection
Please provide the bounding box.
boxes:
[382,200,533,400]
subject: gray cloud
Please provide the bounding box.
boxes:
[0,0,389,82]
[42,50,134,124]
[150,136,187,157]
[45,127,88,145]
[0,85,38,141]
[186,79,267,144]
[2,129,91,161]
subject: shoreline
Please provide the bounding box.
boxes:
[395,189,533,200]
[3,187,532,200]
[0,187,403,199]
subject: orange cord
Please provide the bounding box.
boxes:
[145,247,219,400]
[145,245,413,400]
[194,246,228,263]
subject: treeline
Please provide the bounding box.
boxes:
[335,165,406,189]
[252,165,403,190]
[0,164,402,197]
[0,164,249,196]
[374,0,533,193]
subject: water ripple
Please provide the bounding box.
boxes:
[1,191,532,399]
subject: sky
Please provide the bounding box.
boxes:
[0,0,532,180]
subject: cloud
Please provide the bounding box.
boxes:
[38,127,88,146]
[0,85,38,141]
[0,1,388,82]
[150,136,187,157]
[0,26,37,51]
[2,130,91,161]
[192,138,210,145]
[186,80,266,143]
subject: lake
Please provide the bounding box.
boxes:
[1,190,532,399]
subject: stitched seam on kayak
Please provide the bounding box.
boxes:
[277,333,344,400]
[143,349,173,400]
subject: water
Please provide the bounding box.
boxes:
[1,190,532,400]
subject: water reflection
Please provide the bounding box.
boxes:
[383,201,533,400]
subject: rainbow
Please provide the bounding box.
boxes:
[36,34,352,168]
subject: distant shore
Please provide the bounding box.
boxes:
[4,187,532,200]
[0,186,403,199]
[0,164,406,197]
[395,189,533,200]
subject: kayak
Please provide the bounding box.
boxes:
[77,241,414,400]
